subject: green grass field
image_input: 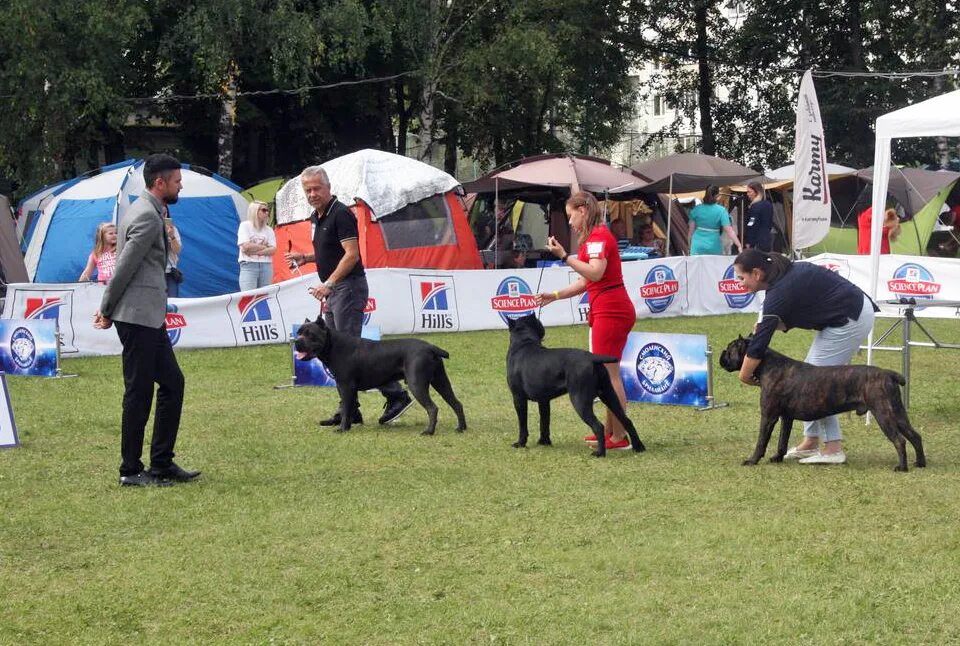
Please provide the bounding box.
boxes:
[3,313,960,645]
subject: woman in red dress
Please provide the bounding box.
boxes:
[536,192,637,451]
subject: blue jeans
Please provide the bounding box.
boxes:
[803,295,876,442]
[239,261,273,291]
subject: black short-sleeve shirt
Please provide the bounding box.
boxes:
[311,197,365,282]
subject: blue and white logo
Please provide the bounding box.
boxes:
[10,326,37,370]
[718,264,756,309]
[635,342,675,395]
[640,265,680,314]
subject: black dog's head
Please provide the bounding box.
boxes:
[506,313,545,344]
[718,335,750,373]
[294,316,331,361]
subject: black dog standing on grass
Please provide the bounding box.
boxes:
[294,317,467,435]
[719,335,925,471]
[505,314,644,457]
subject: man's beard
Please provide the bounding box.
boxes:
[166,194,179,205]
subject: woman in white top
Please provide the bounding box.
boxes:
[237,200,277,290]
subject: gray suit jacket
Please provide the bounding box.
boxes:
[100,191,170,328]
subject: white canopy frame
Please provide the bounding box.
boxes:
[868,89,960,367]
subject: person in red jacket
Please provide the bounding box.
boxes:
[857,207,901,254]
[535,191,637,451]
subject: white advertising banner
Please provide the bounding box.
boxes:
[4,254,959,356]
[792,70,832,251]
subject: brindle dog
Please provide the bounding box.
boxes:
[719,335,925,471]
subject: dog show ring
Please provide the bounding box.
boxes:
[869,299,960,408]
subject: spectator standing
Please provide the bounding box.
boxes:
[164,215,183,297]
[689,185,742,255]
[79,222,118,283]
[238,200,277,290]
[743,181,774,251]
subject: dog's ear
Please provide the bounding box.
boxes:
[314,316,325,327]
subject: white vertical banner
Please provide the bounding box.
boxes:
[792,70,831,251]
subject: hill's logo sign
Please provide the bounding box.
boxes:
[718,264,756,309]
[635,342,676,395]
[20,292,77,353]
[414,276,458,331]
[237,294,281,343]
[165,303,187,346]
[640,265,679,314]
[888,263,940,301]
[491,277,537,324]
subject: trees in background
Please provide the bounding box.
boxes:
[0,0,957,197]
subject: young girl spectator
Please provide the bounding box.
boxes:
[535,192,637,451]
[238,200,277,290]
[79,223,118,283]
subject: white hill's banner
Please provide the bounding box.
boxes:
[3,254,960,356]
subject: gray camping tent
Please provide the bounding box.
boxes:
[0,194,29,289]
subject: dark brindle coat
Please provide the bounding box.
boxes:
[719,335,925,471]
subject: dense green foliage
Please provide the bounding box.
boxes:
[3,314,960,643]
[0,0,957,194]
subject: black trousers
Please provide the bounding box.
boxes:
[115,321,185,476]
[324,275,404,407]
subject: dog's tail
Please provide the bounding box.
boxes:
[431,346,451,360]
[890,370,906,386]
[592,355,619,364]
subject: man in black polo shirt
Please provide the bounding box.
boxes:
[284,165,412,427]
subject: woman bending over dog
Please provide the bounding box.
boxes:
[535,192,636,452]
[733,249,878,465]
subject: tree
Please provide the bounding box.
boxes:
[0,0,149,190]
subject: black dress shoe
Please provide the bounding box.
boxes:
[149,462,201,482]
[378,392,414,425]
[119,471,174,487]
[318,409,363,426]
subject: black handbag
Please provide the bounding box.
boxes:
[168,267,184,284]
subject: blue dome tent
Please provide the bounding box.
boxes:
[23,159,249,297]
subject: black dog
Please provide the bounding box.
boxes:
[505,314,644,457]
[719,335,925,471]
[294,317,467,435]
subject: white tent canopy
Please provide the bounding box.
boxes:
[275,149,461,225]
[869,89,960,300]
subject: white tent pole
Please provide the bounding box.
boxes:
[866,138,892,368]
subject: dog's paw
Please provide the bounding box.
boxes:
[511,441,527,449]
[894,465,909,472]
[334,428,351,433]
[769,455,784,463]
[420,429,436,436]
[537,438,552,446]
[915,459,927,468]
[456,425,467,433]
[632,442,646,453]
[741,459,758,466]
[591,450,605,458]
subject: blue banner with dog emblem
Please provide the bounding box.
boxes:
[290,324,381,387]
[0,319,59,377]
[620,332,709,407]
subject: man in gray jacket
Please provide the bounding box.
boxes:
[95,154,200,487]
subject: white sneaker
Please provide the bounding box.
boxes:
[784,446,819,460]
[798,451,847,465]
